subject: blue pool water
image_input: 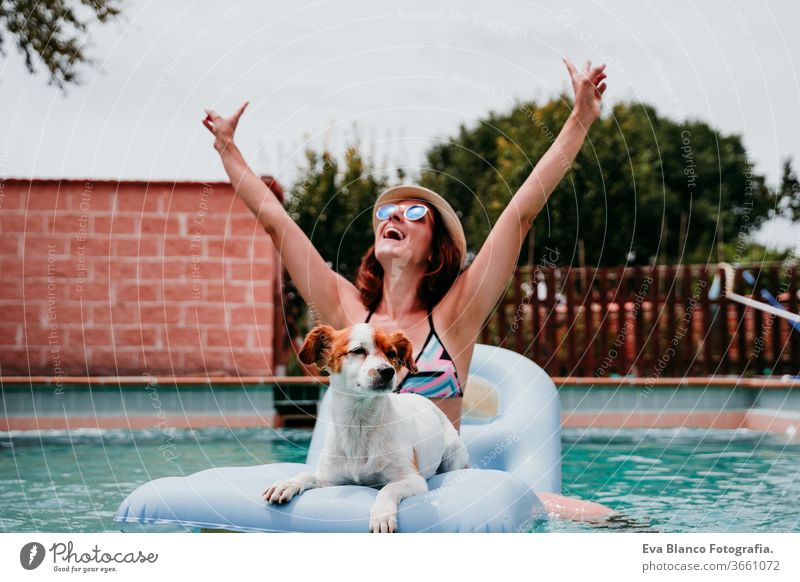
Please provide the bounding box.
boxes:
[1,427,798,532]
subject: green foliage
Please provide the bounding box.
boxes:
[777,158,800,222]
[0,0,123,89]
[421,96,789,267]
[715,241,794,264]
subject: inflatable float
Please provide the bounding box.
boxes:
[115,344,561,532]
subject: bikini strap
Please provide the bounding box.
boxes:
[365,307,375,323]
[426,308,462,388]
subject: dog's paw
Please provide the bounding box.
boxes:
[369,502,398,533]
[262,479,304,504]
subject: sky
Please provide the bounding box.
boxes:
[1,0,798,249]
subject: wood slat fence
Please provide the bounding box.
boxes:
[480,262,799,378]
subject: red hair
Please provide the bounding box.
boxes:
[355,207,463,311]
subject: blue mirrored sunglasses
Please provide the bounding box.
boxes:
[375,203,430,222]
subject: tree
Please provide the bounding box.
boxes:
[420,96,787,267]
[777,158,800,222]
[0,0,123,89]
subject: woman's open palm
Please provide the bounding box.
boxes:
[203,101,249,151]
[563,58,606,123]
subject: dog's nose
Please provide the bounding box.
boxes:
[378,366,395,381]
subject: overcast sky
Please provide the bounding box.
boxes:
[1,0,798,248]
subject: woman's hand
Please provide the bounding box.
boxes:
[203,101,249,153]
[563,58,607,125]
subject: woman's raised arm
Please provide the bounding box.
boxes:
[203,103,362,328]
[442,59,607,333]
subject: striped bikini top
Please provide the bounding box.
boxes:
[365,308,463,399]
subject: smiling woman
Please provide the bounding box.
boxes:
[201,57,609,519]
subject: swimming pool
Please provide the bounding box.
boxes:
[1,427,798,532]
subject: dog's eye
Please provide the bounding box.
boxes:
[349,347,367,356]
[385,349,397,359]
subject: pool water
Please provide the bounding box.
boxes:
[1,427,798,532]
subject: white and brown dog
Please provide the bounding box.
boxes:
[263,323,469,533]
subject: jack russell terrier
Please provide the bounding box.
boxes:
[263,322,469,533]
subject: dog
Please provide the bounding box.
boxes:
[262,322,469,533]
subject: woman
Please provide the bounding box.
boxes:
[204,59,611,520]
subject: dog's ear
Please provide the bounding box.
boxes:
[298,325,335,370]
[390,331,418,374]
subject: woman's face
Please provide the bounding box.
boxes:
[373,199,435,269]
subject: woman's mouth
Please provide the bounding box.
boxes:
[383,225,406,241]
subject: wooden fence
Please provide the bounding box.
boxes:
[480,262,799,378]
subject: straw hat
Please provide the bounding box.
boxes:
[372,185,467,268]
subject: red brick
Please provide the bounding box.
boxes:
[168,190,235,213]
[69,327,112,346]
[141,351,180,373]
[136,259,178,281]
[202,282,250,303]
[0,304,45,326]
[183,259,225,280]
[186,348,236,373]
[0,283,21,299]
[116,283,160,302]
[69,282,113,302]
[205,328,252,348]
[164,327,202,348]
[163,237,195,257]
[23,325,64,346]
[45,213,87,235]
[155,258,191,285]
[93,215,139,235]
[139,215,183,235]
[71,236,112,257]
[0,325,20,345]
[0,349,35,373]
[229,261,272,281]
[91,304,141,325]
[162,281,199,302]
[112,238,161,257]
[69,185,115,212]
[91,348,144,372]
[115,192,161,213]
[26,191,71,211]
[138,305,181,324]
[1,214,43,233]
[46,258,84,278]
[113,326,159,347]
[229,306,270,326]
[253,327,274,350]
[24,281,69,301]
[252,284,273,304]
[0,235,20,256]
[24,236,68,257]
[0,191,26,209]
[0,259,24,279]
[187,216,228,237]
[93,260,140,280]
[185,305,229,325]
[205,238,255,258]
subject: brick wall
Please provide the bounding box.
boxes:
[0,178,284,377]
